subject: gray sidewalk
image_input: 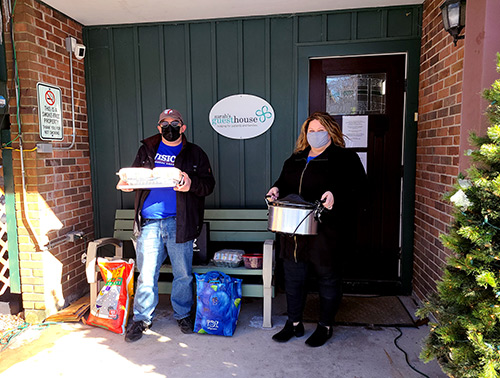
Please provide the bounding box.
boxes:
[0,293,447,378]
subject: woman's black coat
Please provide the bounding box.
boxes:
[273,143,367,267]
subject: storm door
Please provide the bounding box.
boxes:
[309,54,406,293]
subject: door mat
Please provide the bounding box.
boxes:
[303,294,416,327]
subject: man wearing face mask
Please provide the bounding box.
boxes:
[117,108,215,342]
[266,112,366,348]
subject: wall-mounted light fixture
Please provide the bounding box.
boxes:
[440,0,466,46]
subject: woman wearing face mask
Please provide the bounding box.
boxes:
[266,111,367,347]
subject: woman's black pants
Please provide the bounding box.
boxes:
[283,258,343,327]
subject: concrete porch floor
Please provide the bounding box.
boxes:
[0,293,447,378]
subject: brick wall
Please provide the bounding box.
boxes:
[413,0,464,300]
[4,0,93,322]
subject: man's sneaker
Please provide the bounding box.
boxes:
[124,321,150,342]
[177,316,194,334]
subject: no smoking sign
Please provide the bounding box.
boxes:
[37,82,63,141]
[45,90,55,106]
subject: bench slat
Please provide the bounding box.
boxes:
[160,265,263,276]
[114,219,134,230]
[204,209,268,220]
[239,284,274,298]
[208,220,268,231]
[117,209,268,220]
[113,230,275,241]
[116,209,135,218]
[114,228,274,242]
[157,281,271,298]
[115,219,269,231]
[210,231,274,242]
[113,230,134,240]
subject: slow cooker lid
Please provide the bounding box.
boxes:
[270,194,314,208]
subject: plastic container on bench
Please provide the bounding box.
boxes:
[213,249,245,268]
[243,253,263,269]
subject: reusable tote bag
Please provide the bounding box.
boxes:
[194,271,242,336]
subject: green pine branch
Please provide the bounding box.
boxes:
[417,53,500,378]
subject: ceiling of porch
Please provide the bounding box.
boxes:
[41,0,424,26]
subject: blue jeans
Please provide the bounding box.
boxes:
[133,217,194,324]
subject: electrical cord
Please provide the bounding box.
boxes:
[0,321,60,352]
[291,209,314,235]
[394,326,430,378]
[0,322,30,351]
[2,145,37,152]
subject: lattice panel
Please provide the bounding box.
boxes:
[0,190,9,296]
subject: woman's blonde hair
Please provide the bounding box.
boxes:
[294,112,345,153]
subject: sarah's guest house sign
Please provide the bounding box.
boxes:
[209,94,275,140]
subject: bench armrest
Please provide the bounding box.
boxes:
[262,239,274,328]
[262,239,274,286]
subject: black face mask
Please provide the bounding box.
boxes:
[161,125,182,142]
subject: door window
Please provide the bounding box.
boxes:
[326,73,387,115]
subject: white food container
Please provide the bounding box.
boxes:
[117,167,182,189]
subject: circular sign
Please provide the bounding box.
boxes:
[45,90,55,106]
[209,94,275,140]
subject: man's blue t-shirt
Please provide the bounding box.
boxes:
[141,141,182,219]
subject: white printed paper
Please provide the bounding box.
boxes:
[343,115,368,148]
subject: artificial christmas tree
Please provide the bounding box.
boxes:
[417,54,500,378]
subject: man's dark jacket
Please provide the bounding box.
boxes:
[131,133,215,243]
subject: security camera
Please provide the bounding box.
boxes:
[74,44,86,60]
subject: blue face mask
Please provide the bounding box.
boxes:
[307,131,330,148]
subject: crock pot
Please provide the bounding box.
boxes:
[266,194,318,235]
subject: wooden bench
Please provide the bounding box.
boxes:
[85,209,275,327]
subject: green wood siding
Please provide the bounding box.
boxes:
[327,13,352,41]
[298,15,323,43]
[1,130,20,293]
[84,5,422,246]
[357,11,383,39]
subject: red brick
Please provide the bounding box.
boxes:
[444,75,457,87]
[6,0,92,311]
[414,0,464,302]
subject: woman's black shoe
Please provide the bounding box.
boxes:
[272,320,305,342]
[305,324,333,347]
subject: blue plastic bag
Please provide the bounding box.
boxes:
[194,271,242,336]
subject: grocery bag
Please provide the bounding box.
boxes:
[194,271,242,336]
[86,258,135,334]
